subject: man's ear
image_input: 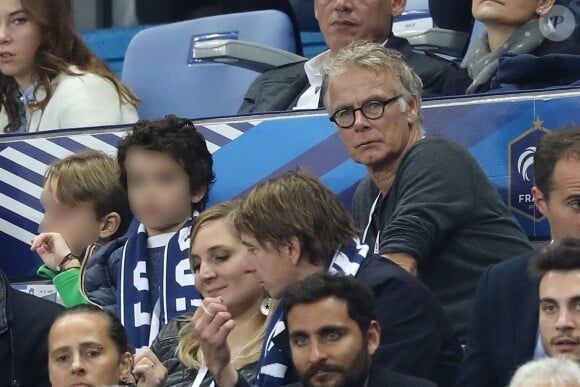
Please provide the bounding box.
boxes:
[366,320,381,356]
[286,236,303,266]
[98,212,121,240]
[392,0,407,18]
[190,185,208,205]
[405,95,420,126]
[314,0,320,21]
[532,186,548,217]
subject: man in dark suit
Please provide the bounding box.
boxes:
[280,272,437,387]
[533,238,580,362]
[239,0,457,114]
[0,269,63,387]
[457,127,580,386]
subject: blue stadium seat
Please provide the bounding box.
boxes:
[300,32,327,58]
[406,0,429,10]
[81,25,149,77]
[122,10,297,120]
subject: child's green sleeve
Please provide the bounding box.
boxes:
[37,265,89,307]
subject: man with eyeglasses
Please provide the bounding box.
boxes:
[322,41,533,343]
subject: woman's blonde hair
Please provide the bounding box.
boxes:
[0,0,139,132]
[177,200,274,370]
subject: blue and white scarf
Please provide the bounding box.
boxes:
[254,238,369,387]
[118,218,202,352]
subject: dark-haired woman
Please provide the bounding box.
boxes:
[0,0,139,133]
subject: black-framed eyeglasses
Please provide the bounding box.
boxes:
[329,95,402,129]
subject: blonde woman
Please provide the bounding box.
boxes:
[0,0,139,133]
[146,201,274,386]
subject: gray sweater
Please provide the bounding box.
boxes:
[352,136,532,342]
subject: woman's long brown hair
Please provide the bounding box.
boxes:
[0,0,139,132]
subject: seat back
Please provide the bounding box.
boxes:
[393,0,433,35]
[122,10,296,120]
[289,0,319,31]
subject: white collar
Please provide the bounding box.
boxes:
[147,232,175,248]
[303,49,331,90]
[305,37,390,88]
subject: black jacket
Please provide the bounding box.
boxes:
[238,36,458,114]
[283,363,438,387]
[232,255,462,387]
[456,252,539,387]
[0,269,63,387]
[150,315,258,386]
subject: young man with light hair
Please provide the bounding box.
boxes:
[192,169,461,387]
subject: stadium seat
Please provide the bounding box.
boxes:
[289,0,319,31]
[122,10,297,120]
[81,25,149,77]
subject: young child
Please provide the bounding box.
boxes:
[114,115,214,351]
[33,149,132,307]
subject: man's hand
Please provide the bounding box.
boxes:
[381,252,419,276]
[133,349,167,387]
[193,297,239,387]
[31,232,78,270]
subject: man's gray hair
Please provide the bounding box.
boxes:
[509,358,580,387]
[321,41,424,131]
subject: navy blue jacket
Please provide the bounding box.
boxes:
[81,236,129,312]
[457,252,539,387]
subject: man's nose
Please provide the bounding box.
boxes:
[308,340,327,363]
[556,308,575,331]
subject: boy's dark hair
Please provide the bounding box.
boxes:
[53,304,133,354]
[530,238,580,282]
[117,115,215,211]
[281,272,376,334]
[534,127,580,200]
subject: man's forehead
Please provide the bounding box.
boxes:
[551,157,580,190]
[328,66,396,85]
[240,232,273,250]
[240,232,257,244]
[540,270,580,296]
[327,68,399,104]
[288,297,349,320]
